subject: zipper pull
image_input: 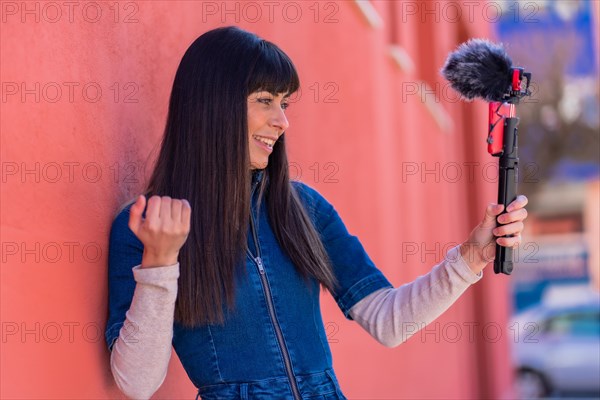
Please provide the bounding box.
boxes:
[255,257,265,274]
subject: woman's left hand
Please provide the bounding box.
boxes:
[460,195,529,275]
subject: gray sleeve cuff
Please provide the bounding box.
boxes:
[445,245,483,285]
[132,263,180,287]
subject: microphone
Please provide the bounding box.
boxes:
[440,38,514,102]
[440,38,532,275]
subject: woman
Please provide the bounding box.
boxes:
[105,26,528,400]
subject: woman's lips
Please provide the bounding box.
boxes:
[254,137,273,153]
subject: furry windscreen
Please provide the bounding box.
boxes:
[441,38,513,102]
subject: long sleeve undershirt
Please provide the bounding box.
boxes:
[108,244,482,399]
[109,263,179,400]
[347,244,482,347]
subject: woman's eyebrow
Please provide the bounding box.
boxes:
[264,90,291,98]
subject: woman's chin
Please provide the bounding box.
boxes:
[250,160,268,170]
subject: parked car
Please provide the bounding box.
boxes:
[511,292,600,399]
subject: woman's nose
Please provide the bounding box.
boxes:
[270,107,289,132]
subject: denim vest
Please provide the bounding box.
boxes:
[106,169,394,399]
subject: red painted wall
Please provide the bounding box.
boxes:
[1,1,512,398]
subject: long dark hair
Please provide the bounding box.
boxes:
[144,26,340,327]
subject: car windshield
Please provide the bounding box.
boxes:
[546,310,600,336]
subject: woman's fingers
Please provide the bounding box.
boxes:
[171,199,182,223]
[482,203,505,228]
[128,195,146,235]
[507,194,528,212]
[181,199,191,231]
[131,195,190,237]
[498,208,528,224]
[493,221,524,237]
[132,195,192,268]
[494,195,528,238]
[159,196,172,220]
[146,195,161,223]
[496,234,522,248]
[465,195,529,270]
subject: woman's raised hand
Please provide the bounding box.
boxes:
[460,195,528,275]
[128,195,191,268]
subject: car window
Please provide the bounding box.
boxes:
[546,311,600,336]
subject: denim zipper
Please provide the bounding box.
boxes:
[246,179,302,400]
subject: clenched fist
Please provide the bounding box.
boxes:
[128,195,192,268]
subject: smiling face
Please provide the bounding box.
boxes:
[247,90,291,170]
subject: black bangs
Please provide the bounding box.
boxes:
[247,40,300,97]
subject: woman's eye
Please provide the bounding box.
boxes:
[258,98,289,110]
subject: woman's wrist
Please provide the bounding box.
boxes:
[459,242,488,275]
[141,250,179,269]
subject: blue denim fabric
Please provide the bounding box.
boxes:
[105,169,393,399]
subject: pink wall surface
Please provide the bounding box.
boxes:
[1,1,513,399]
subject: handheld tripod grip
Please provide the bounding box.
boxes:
[494,117,519,275]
